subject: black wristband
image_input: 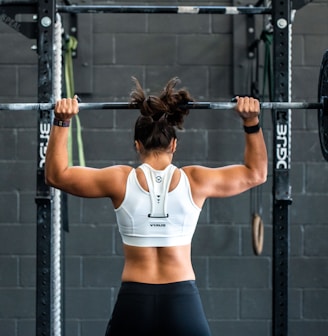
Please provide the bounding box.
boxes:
[243,122,260,134]
[53,118,70,127]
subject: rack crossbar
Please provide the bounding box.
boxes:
[56,5,271,15]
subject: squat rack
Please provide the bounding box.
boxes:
[0,1,312,335]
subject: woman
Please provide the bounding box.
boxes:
[45,77,267,336]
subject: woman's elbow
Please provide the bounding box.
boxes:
[44,169,61,188]
[253,168,268,186]
[44,174,57,187]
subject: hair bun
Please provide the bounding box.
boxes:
[130,76,194,129]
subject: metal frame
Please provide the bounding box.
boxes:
[272,1,291,335]
[0,1,304,336]
[35,2,56,336]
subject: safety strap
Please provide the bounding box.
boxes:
[140,164,176,218]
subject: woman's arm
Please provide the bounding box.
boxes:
[184,96,268,205]
[45,97,129,199]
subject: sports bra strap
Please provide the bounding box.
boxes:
[139,164,176,218]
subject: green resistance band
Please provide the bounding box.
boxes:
[65,35,85,167]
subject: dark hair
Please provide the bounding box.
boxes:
[130,77,194,153]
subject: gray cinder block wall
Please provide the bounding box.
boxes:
[1,1,328,335]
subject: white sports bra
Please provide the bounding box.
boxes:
[114,163,201,247]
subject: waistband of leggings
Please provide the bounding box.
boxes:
[119,280,198,296]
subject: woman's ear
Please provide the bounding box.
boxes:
[171,138,177,153]
[134,141,140,152]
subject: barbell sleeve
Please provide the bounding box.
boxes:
[0,101,323,111]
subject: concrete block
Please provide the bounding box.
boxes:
[293,4,328,35]
[290,225,303,257]
[0,192,18,223]
[289,288,302,319]
[0,129,16,160]
[290,163,305,194]
[81,320,109,336]
[94,34,114,65]
[0,66,16,97]
[291,194,328,224]
[0,34,37,64]
[65,288,111,319]
[303,290,328,319]
[0,162,35,192]
[174,130,208,161]
[200,288,238,320]
[290,257,328,288]
[93,66,143,97]
[289,321,328,336]
[209,320,269,336]
[17,319,35,336]
[178,34,231,65]
[305,163,328,193]
[64,320,79,336]
[305,36,328,66]
[209,66,233,99]
[19,256,35,287]
[146,65,209,98]
[212,15,232,34]
[80,129,134,161]
[149,14,210,33]
[0,256,18,286]
[192,225,240,256]
[82,198,116,224]
[79,108,114,129]
[17,129,37,161]
[292,66,320,101]
[94,13,146,33]
[208,130,244,162]
[65,256,82,287]
[20,192,37,224]
[0,289,35,318]
[192,256,208,288]
[116,34,176,65]
[304,225,328,256]
[209,193,250,224]
[64,225,113,256]
[0,320,16,336]
[240,289,271,319]
[83,256,124,287]
[209,257,270,288]
[0,225,35,254]
[18,66,38,97]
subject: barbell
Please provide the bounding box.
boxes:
[1,51,328,161]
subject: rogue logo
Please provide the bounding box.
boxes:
[39,122,51,168]
[276,111,289,169]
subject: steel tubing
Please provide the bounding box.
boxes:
[56,5,271,15]
[0,101,322,111]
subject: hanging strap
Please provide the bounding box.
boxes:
[140,164,176,218]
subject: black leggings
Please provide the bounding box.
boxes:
[105,280,212,336]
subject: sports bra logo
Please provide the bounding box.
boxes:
[150,223,166,227]
[155,176,162,183]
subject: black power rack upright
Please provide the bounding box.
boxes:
[0,1,313,335]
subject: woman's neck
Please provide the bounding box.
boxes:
[141,152,173,170]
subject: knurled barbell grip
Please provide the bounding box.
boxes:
[0,101,323,111]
